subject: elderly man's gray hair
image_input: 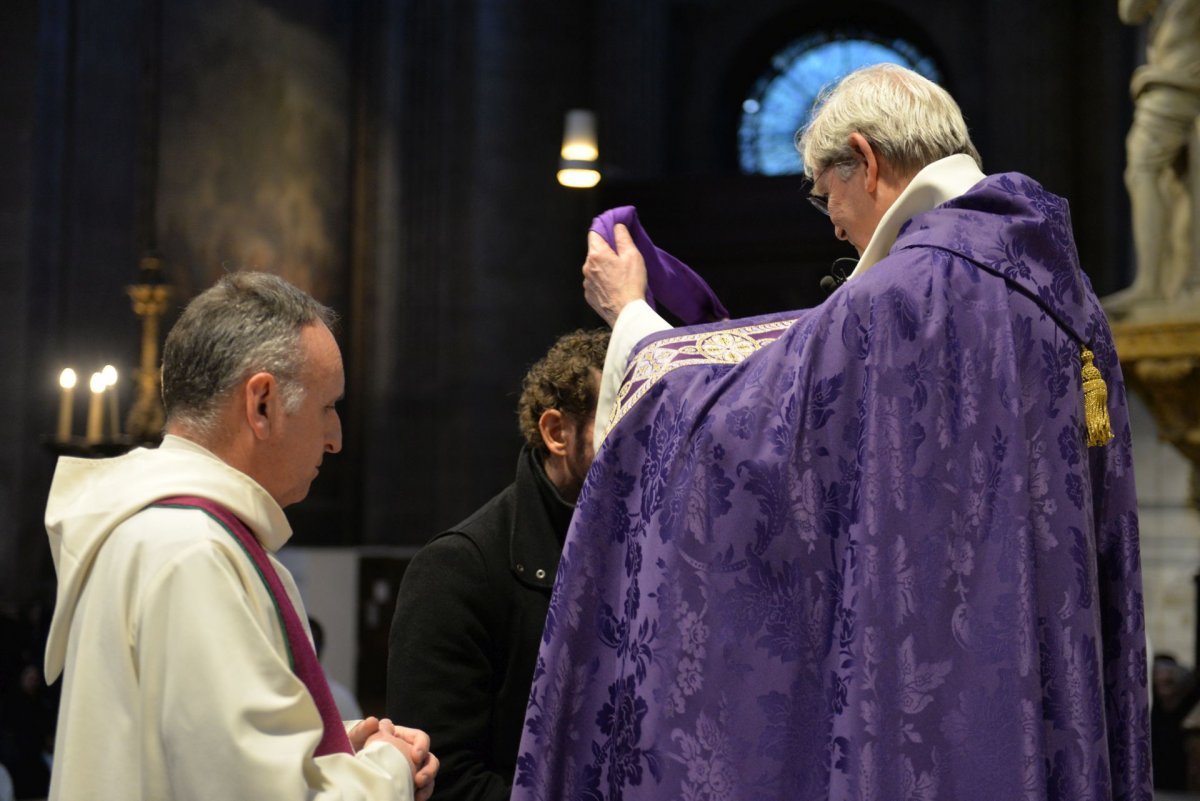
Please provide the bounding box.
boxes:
[161,271,337,437]
[797,63,982,179]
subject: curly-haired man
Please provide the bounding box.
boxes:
[386,328,608,801]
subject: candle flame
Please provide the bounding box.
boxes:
[101,364,118,386]
[90,373,107,393]
[59,368,77,390]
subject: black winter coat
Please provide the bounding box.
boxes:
[386,446,572,801]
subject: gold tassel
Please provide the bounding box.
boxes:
[1081,346,1114,448]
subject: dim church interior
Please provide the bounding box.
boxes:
[1,0,1199,796]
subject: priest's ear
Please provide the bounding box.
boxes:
[846,132,880,191]
[243,371,279,440]
[538,408,569,457]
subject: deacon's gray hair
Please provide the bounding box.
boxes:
[161,271,336,438]
[797,63,982,180]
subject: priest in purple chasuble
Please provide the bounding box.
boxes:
[511,64,1150,801]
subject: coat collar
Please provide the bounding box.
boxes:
[508,445,574,590]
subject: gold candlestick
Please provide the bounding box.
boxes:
[125,256,170,442]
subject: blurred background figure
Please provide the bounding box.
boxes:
[0,600,56,801]
[1156,653,1200,791]
[309,616,364,721]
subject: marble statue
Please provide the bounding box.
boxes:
[1105,0,1200,320]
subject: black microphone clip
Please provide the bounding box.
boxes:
[820,257,858,294]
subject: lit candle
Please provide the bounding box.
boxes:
[102,365,120,438]
[57,368,77,442]
[86,372,106,444]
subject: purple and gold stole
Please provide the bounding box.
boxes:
[152,495,354,757]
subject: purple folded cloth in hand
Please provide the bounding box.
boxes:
[590,206,729,325]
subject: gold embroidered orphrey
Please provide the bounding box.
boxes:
[607,319,800,433]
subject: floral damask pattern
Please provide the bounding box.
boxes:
[513,174,1149,801]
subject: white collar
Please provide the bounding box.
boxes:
[848,154,986,280]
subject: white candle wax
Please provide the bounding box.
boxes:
[102,365,120,438]
[86,372,105,444]
[57,368,77,442]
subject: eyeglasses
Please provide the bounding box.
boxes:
[806,159,860,216]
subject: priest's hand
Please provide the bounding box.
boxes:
[366,719,439,801]
[348,715,383,752]
[583,223,648,326]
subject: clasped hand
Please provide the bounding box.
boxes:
[349,716,439,801]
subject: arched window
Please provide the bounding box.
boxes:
[738,32,942,175]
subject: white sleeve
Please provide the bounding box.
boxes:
[594,299,672,451]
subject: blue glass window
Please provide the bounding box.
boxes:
[739,33,942,175]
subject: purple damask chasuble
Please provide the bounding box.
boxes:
[513,174,1150,801]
